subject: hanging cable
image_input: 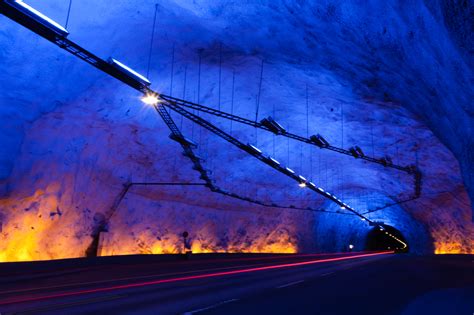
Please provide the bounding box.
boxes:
[197,51,202,154]
[306,84,311,179]
[218,44,222,110]
[146,4,158,78]
[230,70,235,135]
[255,59,264,123]
[170,43,175,96]
[255,96,259,145]
[65,0,73,29]
[181,65,187,129]
[340,103,344,199]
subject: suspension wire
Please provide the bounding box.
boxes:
[287,123,290,196]
[306,84,309,137]
[65,0,73,29]
[325,158,328,189]
[170,43,175,96]
[191,89,196,140]
[341,103,344,148]
[396,144,400,184]
[170,44,177,173]
[340,103,344,199]
[371,123,375,158]
[146,4,158,78]
[230,70,235,135]
[255,96,259,145]
[197,51,202,154]
[300,142,303,175]
[272,91,276,157]
[218,44,222,110]
[287,123,290,166]
[180,65,187,129]
[306,84,311,179]
[197,51,202,106]
[255,59,264,123]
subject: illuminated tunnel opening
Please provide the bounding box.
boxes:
[366,225,409,253]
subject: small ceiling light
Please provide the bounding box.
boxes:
[340,206,346,209]
[299,182,306,188]
[141,93,160,105]
[349,244,354,249]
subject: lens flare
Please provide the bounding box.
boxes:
[141,93,160,106]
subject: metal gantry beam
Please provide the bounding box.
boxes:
[159,93,422,200]
[156,103,349,215]
[159,94,418,173]
[161,99,370,221]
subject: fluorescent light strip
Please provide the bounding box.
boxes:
[248,144,262,153]
[110,58,151,85]
[269,157,280,165]
[10,0,69,35]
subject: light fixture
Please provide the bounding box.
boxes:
[361,218,366,221]
[349,244,354,249]
[141,93,160,106]
[246,144,262,154]
[269,157,280,165]
[108,58,151,86]
[5,0,69,36]
[260,116,286,134]
[285,167,295,174]
[309,134,330,148]
[299,182,306,188]
[317,187,325,192]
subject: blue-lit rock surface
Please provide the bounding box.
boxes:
[0,0,472,261]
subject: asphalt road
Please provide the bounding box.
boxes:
[0,252,472,315]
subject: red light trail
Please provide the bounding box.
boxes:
[0,251,392,305]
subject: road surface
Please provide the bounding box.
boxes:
[0,252,472,314]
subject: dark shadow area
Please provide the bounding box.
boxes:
[366,225,409,253]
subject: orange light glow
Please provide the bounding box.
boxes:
[434,242,473,254]
[99,230,298,256]
[0,183,89,263]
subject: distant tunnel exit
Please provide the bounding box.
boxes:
[366,225,409,253]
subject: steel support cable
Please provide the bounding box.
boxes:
[159,93,423,200]
[154,104,348,215]
[158,95,417,172]
[160,99,374,221]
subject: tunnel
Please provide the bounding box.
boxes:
[366,225,409,253]
[0,0,473,313]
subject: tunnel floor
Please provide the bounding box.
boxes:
[0,253,472,314]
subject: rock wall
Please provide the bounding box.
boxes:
[0,0,472,261]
